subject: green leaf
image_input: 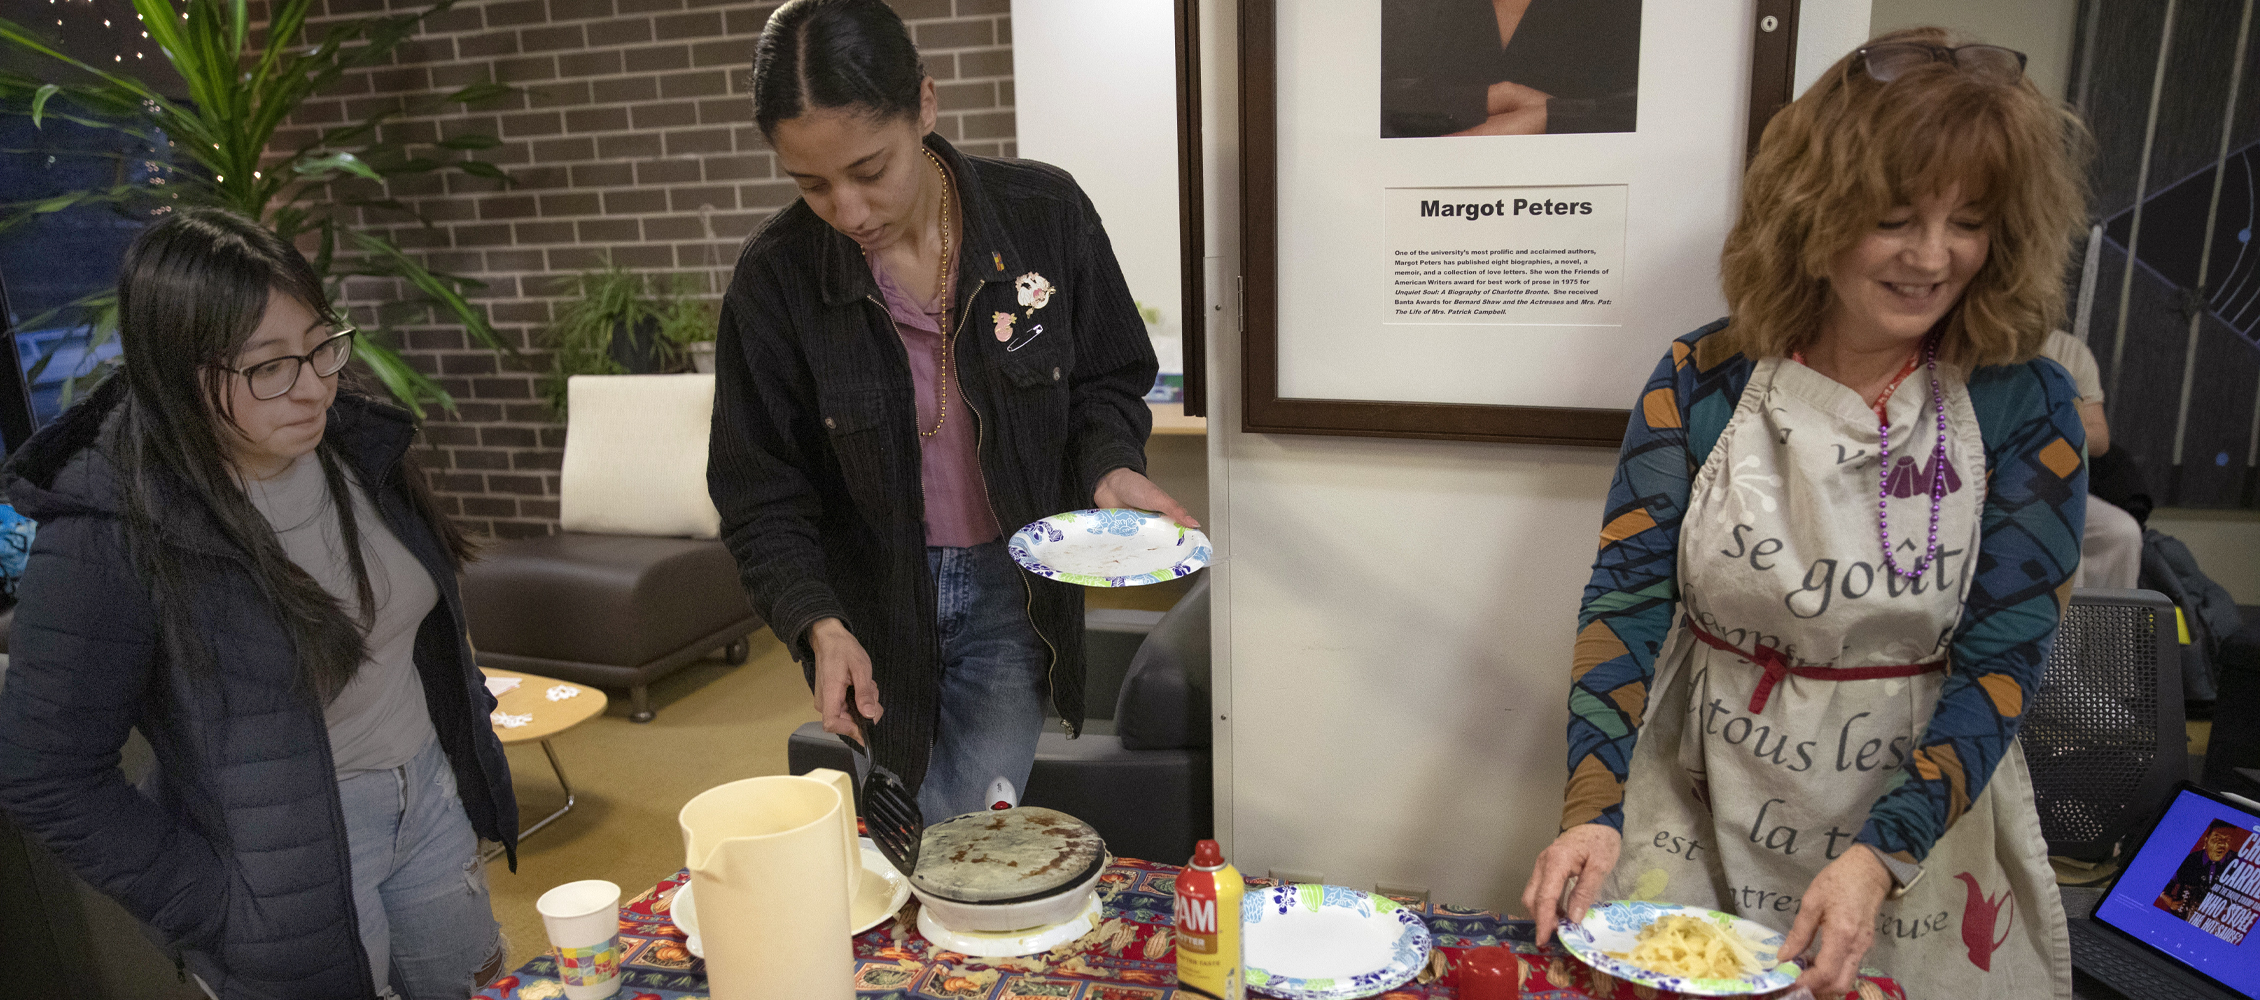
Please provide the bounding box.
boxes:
[310,107,401,152]
[351,338,457,419]
[0,187,138,231]
[9,289,114,338]
[28,192,85,213]
[229,0,249,62]
[341,230,517,357]
[435,133,501,151]
[0,108,157,140]
[446,82,513,106]
[29,83,57,127]
[349,140,406,164]
[252,0,318,95]
[340,197,414,217]
[454,160,509,182]
[293,150,382,182]
[313,218,336,277]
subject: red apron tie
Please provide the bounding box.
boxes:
[1682,615,1946,713]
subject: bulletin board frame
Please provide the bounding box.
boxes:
[1238,0,1804,446]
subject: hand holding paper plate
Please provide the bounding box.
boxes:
[1009,509,1211,587]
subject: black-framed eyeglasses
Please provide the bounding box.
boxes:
[1857,42,2027,85]
[224,328,356,400]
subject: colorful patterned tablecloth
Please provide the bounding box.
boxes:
[476,858,1908,1000]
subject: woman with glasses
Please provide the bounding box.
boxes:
[1522,29,2087,999]
[0,207,516,999]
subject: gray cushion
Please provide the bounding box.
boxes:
[461,533,751,667]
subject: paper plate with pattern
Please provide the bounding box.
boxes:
[1008,509,1211,587]
[1556,901,1800,995]
[1240,884,1431,1000]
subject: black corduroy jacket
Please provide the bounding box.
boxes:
[708,135,1157,795]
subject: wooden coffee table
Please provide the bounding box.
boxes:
[481,668,608,857]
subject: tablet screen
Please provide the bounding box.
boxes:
[2092,788,2260,998]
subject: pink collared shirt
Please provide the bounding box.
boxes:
[869,259,1001,547]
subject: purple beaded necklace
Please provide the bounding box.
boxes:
[1875,335,1948,579]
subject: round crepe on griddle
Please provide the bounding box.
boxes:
[909,806,1107,904]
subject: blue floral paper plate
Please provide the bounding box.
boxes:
[1240,884,1431,1000]
[1008,509,1211,588]
[1555,901,1799,996]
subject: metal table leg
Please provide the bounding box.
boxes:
[483,738,576,861]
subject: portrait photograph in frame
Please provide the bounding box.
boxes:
[1379,0,1644,139]
[1245,0,1803,446]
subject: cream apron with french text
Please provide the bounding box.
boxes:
[1604,357,2070,999]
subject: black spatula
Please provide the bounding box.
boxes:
[839,695,922,878]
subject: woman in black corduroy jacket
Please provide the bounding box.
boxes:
[710,0,1193,821]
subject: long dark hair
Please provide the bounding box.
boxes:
[751,0,925,138]
[111,207,467,703]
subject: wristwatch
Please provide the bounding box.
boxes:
[1865,844,1926,898]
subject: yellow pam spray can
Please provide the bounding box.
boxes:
[1174,839,1244,999]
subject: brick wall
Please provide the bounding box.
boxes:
[278,0,1014,538]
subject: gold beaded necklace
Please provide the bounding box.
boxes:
[857,148,955,437]
[920,147,954,438]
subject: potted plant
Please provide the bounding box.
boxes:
[0,0,520,417]
[1135,300,1182,404]
[539,264,718,415]
[683,323,720,374]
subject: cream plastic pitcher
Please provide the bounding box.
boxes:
[678,769,859,998]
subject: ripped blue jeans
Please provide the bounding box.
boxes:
[336,738,503,1000]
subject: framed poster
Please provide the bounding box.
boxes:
[1242,0,1803,445]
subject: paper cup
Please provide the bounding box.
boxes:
[536,879,623,1000]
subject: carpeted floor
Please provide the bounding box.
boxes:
[480,576,1195,966]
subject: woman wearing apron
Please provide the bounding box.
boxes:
[1523,30,2091,999]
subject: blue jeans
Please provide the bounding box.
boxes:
[915,540,1051,823]
[337,739,503,1000]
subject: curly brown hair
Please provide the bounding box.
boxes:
[1717,26,2091,367]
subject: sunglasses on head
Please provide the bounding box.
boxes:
[1856,42,2027,85]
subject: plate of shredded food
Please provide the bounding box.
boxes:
[1555,902,1799,995]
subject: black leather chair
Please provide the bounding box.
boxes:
[458,374,764,723]
[460,534,759,722]
[789,575,1213,864]
[2024,588,2189,861]
[2201,605,2260,794]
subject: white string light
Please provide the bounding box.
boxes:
[47,0,151,67]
